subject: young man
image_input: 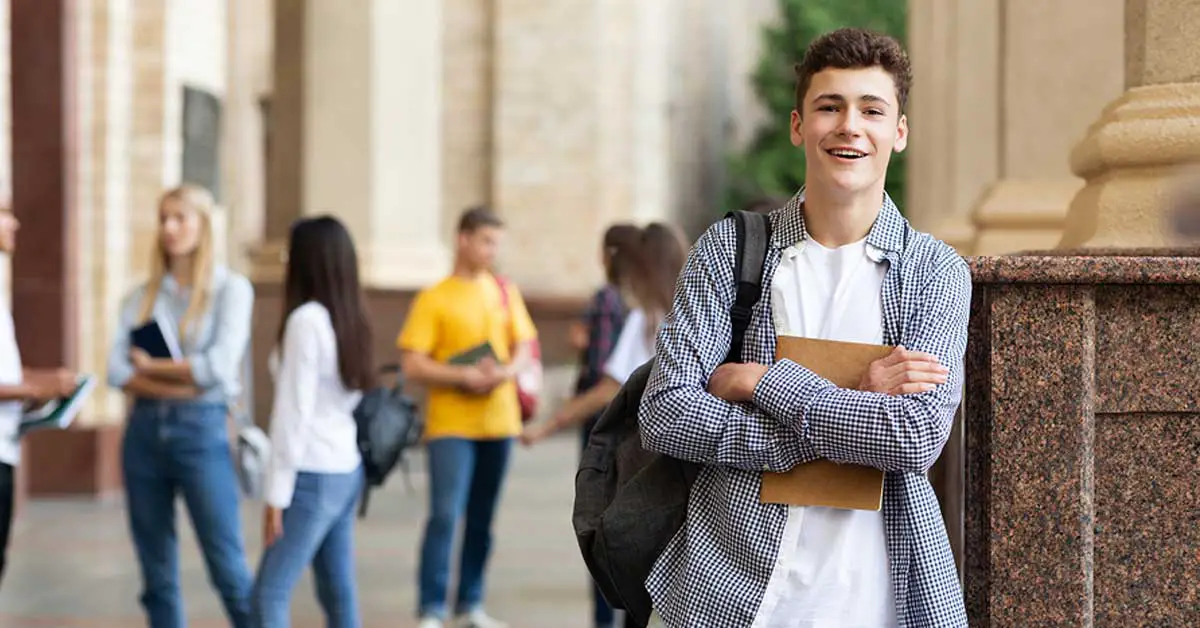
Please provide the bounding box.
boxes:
[398,206,538,628]
[639,28,970,627]
[0,208,78,586]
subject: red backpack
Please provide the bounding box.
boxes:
[494,275,541,423]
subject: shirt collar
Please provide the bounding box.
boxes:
[769,188,905,260]
[160,264,226,295]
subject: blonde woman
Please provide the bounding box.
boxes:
[107,185,255,628]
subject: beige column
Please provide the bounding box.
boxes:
[492,0,675,295]
[906,0,1001,254]
[222,0,271,275]
[75,0,135,425]
[256,0,450,288]
[968,0,1124,255]
[440,0,494,246]
[1059,0,1200,248]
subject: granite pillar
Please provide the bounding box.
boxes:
[965,251,1200,625]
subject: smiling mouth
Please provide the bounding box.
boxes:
[826,148,868,160]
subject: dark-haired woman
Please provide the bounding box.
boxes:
[252,216,374,628]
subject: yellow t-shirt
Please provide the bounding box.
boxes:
[397,274,538,440]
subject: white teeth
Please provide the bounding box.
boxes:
[829,149,866,158]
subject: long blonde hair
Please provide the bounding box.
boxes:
[137,184,216,346]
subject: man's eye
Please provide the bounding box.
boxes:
[818,105,838,112]
[865,109,884,116]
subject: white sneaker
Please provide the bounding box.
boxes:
[417,617,445,628]
[456,609,508,628]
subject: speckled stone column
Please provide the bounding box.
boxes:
[964,250,1200,626]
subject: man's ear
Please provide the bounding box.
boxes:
[790,109,804,148]
[893,113,909,153]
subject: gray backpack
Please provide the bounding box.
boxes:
[572,210,772,627]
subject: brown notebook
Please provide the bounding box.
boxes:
[758,335,894,511]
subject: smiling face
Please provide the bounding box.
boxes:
[790,66,908,200]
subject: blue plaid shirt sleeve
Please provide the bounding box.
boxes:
[753,253,972,473]
[639,221,818,473]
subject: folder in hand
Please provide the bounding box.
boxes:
[131,315,182,360]
[759,335,894,511]
[447,342,498,366]
[20,374,97,436]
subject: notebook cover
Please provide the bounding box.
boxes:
[759,335,894,511]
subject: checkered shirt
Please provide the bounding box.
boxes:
[639,190,971,628]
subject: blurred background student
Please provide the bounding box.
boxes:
[106,184,256,628]
[521,222,686,444]
[252,216,373,628]
[0,204,79,589]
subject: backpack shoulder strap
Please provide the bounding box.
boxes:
[723,210,772,364]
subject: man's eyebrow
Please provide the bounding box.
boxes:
[811,92,893,107]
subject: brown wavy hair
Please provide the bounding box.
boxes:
[628,222,688,339]
[794,28,912,115]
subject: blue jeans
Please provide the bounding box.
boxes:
[418,437,513,619]
[122,400,254,628]
[252,466,364,628]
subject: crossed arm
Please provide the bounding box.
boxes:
[638,222,972,475]
[107,278,254,400]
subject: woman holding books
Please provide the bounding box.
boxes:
[106,184,256,628]
[251,215,372,627]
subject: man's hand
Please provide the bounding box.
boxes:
[520,418,557,447]
[707,363,770,403]
[460,357,506,395]
[262,505,283,547]
[25,368,77,401]
[858,346,948,396]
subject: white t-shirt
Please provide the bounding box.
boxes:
[0,309,22,466]
[603,307,657,385]
[264,302,364,508]
[751,237,898,628]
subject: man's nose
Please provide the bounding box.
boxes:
[837,111,862,135]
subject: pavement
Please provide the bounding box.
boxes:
[0,434,601,627]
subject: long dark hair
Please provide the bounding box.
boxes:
[629,222,688,334]
[278,216,375,390]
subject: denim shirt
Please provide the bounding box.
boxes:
[107,265,255,404]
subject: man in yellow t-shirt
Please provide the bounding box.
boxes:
[398,206,537,628]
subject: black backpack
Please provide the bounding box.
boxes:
[572,210,773,627]
[354,363,423,517]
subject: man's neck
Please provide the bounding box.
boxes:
[802,184,885,248]
[451,259,485,280]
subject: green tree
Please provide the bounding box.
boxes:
[724,0,908,214]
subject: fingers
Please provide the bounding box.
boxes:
[885,367,950,395]
[883,346,941,367]
[891,382,938,395]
